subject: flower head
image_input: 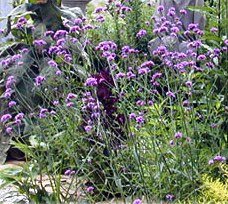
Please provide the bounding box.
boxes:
[133,198,142,204]
[86,186,94,192]
[166,194,174,200]
[85,77,98,87]
[157,5,164,12]
[1,114,12,123]
[175,132,183,138]
[84,125,93,132]
[136,30,147,38]
[6,127,13,135]
[35,76,46,86]
[166,91,175,98]
[213,155,226,162]
[33,39,47,47]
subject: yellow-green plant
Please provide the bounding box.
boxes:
[201,164,228,202]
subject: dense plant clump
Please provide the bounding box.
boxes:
[0,0,227,203]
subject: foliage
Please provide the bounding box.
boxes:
[0,0,227,203]
[201,175,228,202]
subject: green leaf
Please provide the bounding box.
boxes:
[187,6,218,15]
[202,34,223,42]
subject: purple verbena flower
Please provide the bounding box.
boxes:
[197,54,206,61]
[64,169,71,175]
[35,76,46,86]
[180,9,187,15]
[116,72,126,79]
[84,125,93,132]
[133,198,142,204]
[8,101,17,108]
[1,114,12,123]
[66,102,74,107]
[129,113,136,120]
[182,100,190,106]
[208,159,214,165]
[53,100,59,106]
[175,132,183,138]
[157,5,164,12]
[136,100,146,106]
[69,26,81,33]
[45,30,54,36]
[6,127,13,135]
[224,39,228,46]
[15,113,24,121]
[136,29,147,38]
[6,76,16,88]
[48,60,58,68]
[167,7,176,16]
[151,72,162,81]
[39,108,49,118]
[166,91,175,98]
[136,116,144,124]
[33,39,47,47]
[138,67,150,75]
[171,26,180,33]
[4,88,12,98]
[166,194,174,200]
[141,60,155,67]
[213,155,226,162]
[94,7,105,13]
[185,81,193,87]
[54,30,68,39]
[85,77,98,86]
[74,18,83,25]
[20,48,29,54]
[96,15,106,23]
[66,93,77,101]
[210,27,218,33]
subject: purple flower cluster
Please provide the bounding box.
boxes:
[16,17,27,29]
[86,186,94,192]
[6,76,16,89]
[48,44,73,62]
[48,60,58,68]
[208,155,226,165]
[136,29,147,38]
[35,76,46,86]
[39,108,49,118]
[1,54,22,68]
[33,39,47,47]
[8,101,17,108]
[133,198,142,204]
[137,60,155,75]
[82,91,100,124]
[121,46,139,58]
[64,169,76,175]
[96,41,117,61]
[1,114,12,123]
[65,92,77,107]
[53,30,68,40]
[129,112,145,128]
[175,132,183,138]
[166,194,175,200]
[85,77,98,87]
[94,7,107,13]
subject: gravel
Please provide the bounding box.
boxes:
[0,180,28,204]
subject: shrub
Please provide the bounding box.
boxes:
[0,0,227,203]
